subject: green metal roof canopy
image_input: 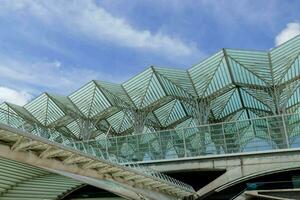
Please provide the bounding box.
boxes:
[1,35,300,140]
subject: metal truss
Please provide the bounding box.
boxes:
[0,35,300,161]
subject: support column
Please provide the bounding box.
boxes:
[269,86,284,115]
[192,98,210,155]
[128,109,149,161]
[79,119,94,141]
[268,86,288,149]
[130,110,149,134]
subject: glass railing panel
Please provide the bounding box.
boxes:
[107,137,118,157]
[149,132,162,160]
[2,108,300,165]
[173,129,185,158]
[116,136,126,158]
[267,116,288,149]
[210,123,225,154]
[223,122,240,154]
[251,118,273,151]
[285,113,300,148]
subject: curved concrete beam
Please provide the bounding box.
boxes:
[197,152,300,199]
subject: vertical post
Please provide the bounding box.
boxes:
[208,124,215,154]
[136,134,140,161]
[193,98,209,155]
[148,136,152,160]
[125,134,129,160]
[266,118,273,149]
[82,141,87,153]
[282,115,290,148]
[131,110,147,135]
[182,128,187,157]
[235,121,242,153]
[105,137,108,158]
[158,131,163,159]
[171,131,176,158]
[250,119,258,151]
[35,124,39,136]
[115,137,118,158]
[222,123,227,153]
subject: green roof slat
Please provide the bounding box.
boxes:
[219,89,243,118]
[154,100,187,127]
[69,81,111,118]
[123,68,166,108]
[24,93,65,126]
[270,35,300,83]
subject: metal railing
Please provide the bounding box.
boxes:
[2,107,300,168]
[0,108,195,193]
[85,112,300,162]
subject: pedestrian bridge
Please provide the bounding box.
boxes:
[75,111,300,199]
[0,108,196,200]
[87,112,300,163]
[0,108,300,199]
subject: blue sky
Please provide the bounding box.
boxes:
[0,0,300,105]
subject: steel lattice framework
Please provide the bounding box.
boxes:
[1,35,300,143]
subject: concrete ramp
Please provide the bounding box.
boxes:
[0,122,196,200]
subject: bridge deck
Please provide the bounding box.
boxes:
[0,110,196,199]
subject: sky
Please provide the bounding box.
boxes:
[0,0,300,106]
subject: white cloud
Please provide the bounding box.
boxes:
[53,60,62,68]
[0,86,32,106]
[0,56,108,95]
[0,0,199,58]
[190,0,278,28]
[0,0,200,102]
[275,22,300,46]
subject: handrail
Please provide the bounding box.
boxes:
[87,112,300,162]
[83,111,300,142]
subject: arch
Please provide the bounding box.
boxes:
[197,157,300,199]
